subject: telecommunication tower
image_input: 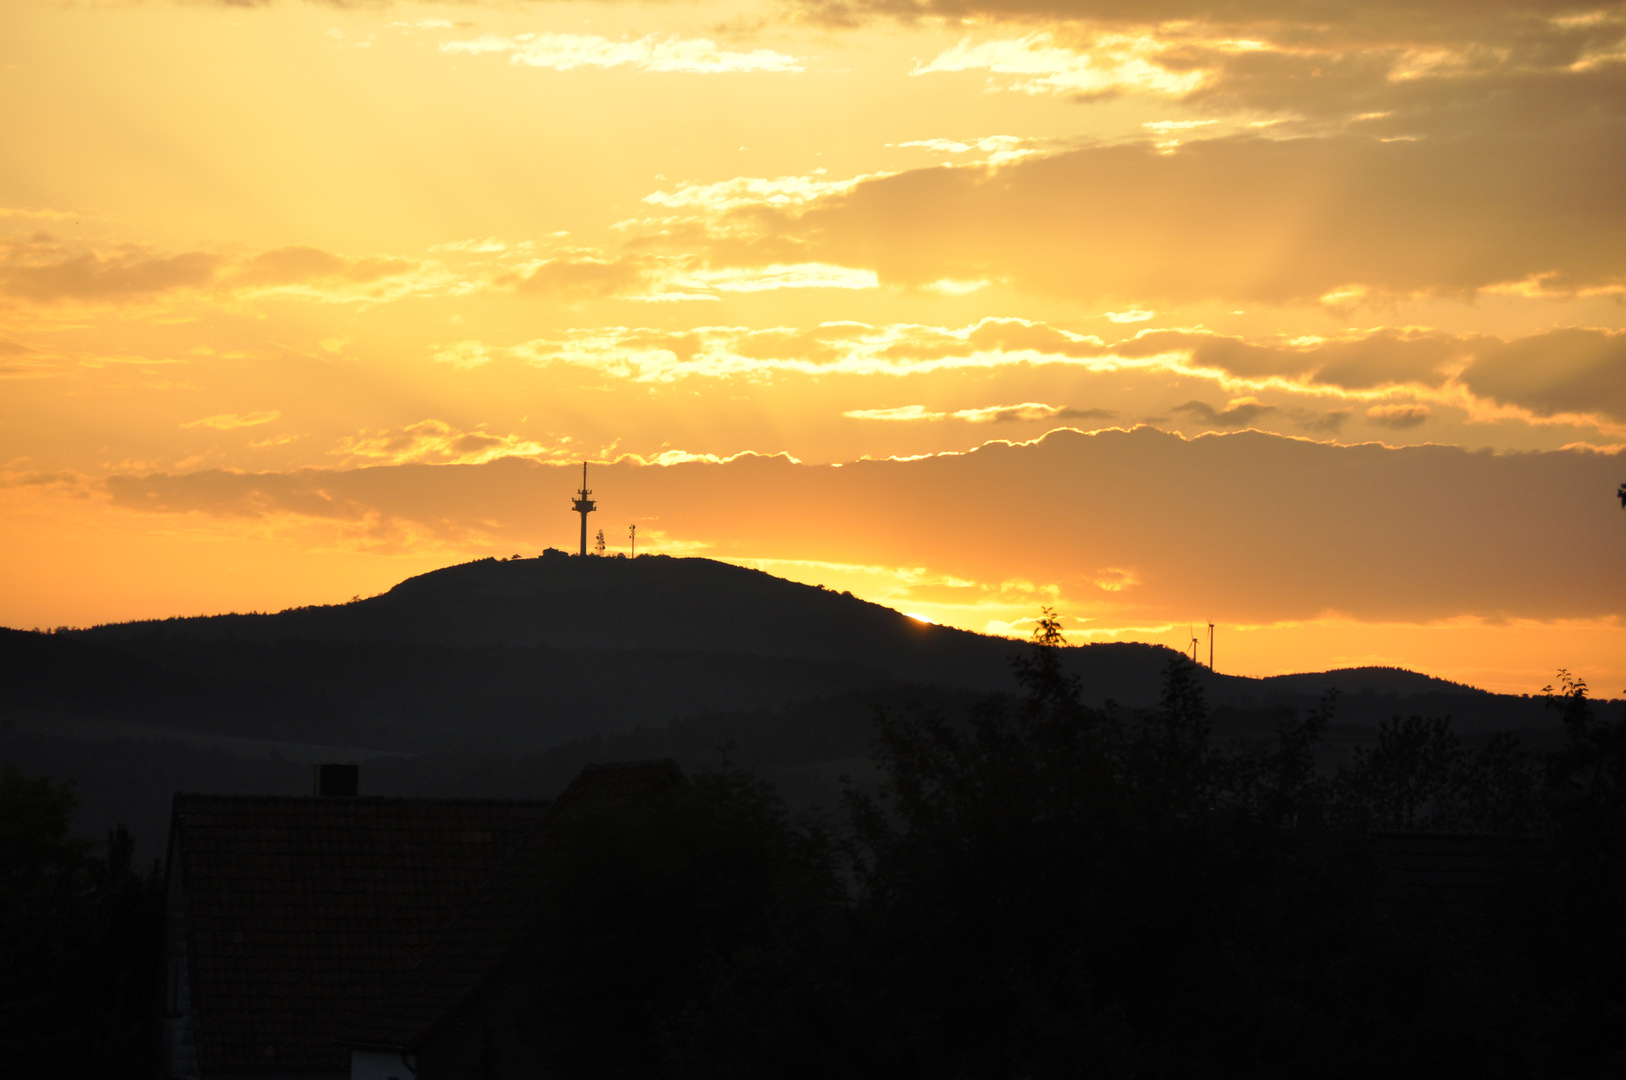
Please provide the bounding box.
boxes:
[572,462,596,557]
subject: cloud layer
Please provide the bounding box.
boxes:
[659,132,1626,305]
[442,32,803,73]
[0,236,424,306]
[479,318,1626,429]
[104,428,1626,623]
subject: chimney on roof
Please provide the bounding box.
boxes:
[314,763,359,797]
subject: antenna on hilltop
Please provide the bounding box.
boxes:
[1208,621,1215,671]
[572,461,596,557]
[629,523,637,558]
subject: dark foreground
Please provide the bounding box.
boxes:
[3,626,1624,1078]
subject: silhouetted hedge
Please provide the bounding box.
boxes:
[521,628,1625,1078]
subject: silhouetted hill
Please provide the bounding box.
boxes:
[81,554,1008,681]
[70,554,1486,705]
[1258,666,1486,697]
[2,554,1573,859]
[78,554,1211,706]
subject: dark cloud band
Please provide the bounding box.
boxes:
[105,428,1625,622]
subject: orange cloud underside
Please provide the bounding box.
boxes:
[4,487,1621,698]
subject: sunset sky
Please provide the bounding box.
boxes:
[3,0,1623,693]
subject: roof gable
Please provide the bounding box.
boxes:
[171,795,549,1074]
[345,761,685,1053]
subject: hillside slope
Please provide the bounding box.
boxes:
[3,554,1571,859]
[82,553,1219,702]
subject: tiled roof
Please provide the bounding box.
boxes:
[170,795,550,1075]
[346,761,684,1052]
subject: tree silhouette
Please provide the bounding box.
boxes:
[0,768,164,1076]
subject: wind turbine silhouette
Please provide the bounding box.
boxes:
[1189,625,1200,664]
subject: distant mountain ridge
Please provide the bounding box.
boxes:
[1259,666,1489,697]
[1,554,1570,860]
[84,553,1007,680]
[81,553,1176,701]
[73,553,1478,705]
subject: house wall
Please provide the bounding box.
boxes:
[351,1050,418,1080]
[163,839,200,1080]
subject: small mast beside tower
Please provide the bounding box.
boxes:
[571,462,596,557]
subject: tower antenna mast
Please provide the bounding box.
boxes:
[572,462,596,557]
[1208,622,1215,671]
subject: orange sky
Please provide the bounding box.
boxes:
[2,0,1623,694]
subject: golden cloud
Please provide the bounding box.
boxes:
[0,236,430,307]
[1459,327,1626,422]
[511,255,658,300]
[1170,398,1276,428]
[441,32,804,74]
[501,250,877,301]
[331,420,563,467]
[233,247,418,289]
[1366,403,1431,429]
[844,405,944,421]
[430,341,496,369]
[954,403,1113,423]
[469,317,1624,431]
[1117,327,1469,388]
[787,133,1626,303]
[0,235,220,303]
[915,31,1204,97]
[181,412,281,431]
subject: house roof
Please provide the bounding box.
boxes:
[169,794,550,1076]
[345,760,685,1053]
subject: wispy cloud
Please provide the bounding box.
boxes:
[233,247,417,289]
[331,420,562,467]
[844,405,943,421]
[442,33,803,74]
[639,171,871,214]
[894,135,1041,164]
[915,33,1203,97]
[430,341,496,369]
[512,320,1111,382]
[677,263,878,292]
[954,403,1111,423]
[0,235,220,303]
[426,317,1626,434]
[844,402,1112,423]
[182,412,280,431]
[1171,398,1277,428]
[0,235,441,309]
[1366,403,1431,429]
